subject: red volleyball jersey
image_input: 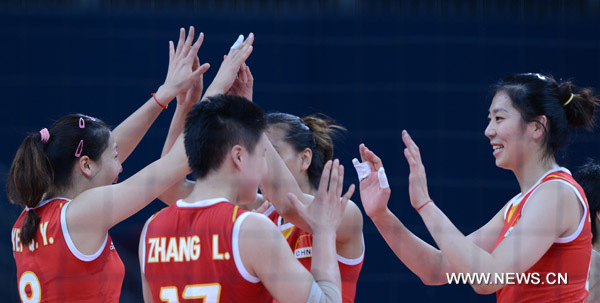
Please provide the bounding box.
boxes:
[12,198,125,303]
[493,168,592,302]
[142,198,272,303]
[265,207,364,303]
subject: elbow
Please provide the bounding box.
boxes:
[471,284,497,295]
[419,275,445,286]
[419,277,437,286]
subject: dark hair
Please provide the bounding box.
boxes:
[266,112,346,190]
[495,73,598,158]
[573,158,600,244]
[184,94,266,179]
[6,114,110,245]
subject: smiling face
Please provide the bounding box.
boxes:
[484,91,532,170]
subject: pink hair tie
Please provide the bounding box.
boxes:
[75,140,84,157]
[39,128,50,143]
[24,206,32,212]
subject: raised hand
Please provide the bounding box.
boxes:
[176,56,205,109]
[203,33,254,99]
[401,130,431,209]
[287,159,355,233]
[227,60,254,101]
[355,144,391,219]
[161,27,210,101]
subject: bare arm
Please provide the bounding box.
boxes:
[359,143,507,285]
[66,135,190,254]
[157,34,254,205]
[157,59,205,205]
[113,27,209,164]
[402,130,581,294]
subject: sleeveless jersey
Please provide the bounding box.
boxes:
[265,207,364,303]
[143,198,272,303]
[12,198,125,303]
[494,168,592,302]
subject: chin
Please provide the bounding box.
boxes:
[237,192,258,205]
[494,159,513,171]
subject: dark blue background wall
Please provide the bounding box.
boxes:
[1,1,599,302]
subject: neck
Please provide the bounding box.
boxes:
[46,181,90,201]
[298,174,317,196]
[512,155,558,194]
[185,172,239,205]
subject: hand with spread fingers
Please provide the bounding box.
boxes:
[160,27,210,101]
[175,55,206,109]
[287,159,355,233]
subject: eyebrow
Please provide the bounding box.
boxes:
[489,108,509,114]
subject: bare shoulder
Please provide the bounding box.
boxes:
[526,180,581,212]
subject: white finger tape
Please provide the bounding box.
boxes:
[352,158,372,181]
[230,34,244,49]
[378,167,389,189]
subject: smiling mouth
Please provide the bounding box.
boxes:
[493,145,504,151]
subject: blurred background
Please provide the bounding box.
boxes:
[1,0,599,302]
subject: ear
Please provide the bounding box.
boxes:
[77,156,95,178]
[531,115,548,140]
[230,145,244,171]
[300,148,313,171]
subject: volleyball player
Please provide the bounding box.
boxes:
[261,113,364,302]
[356,73,597,301]
[139,94,355,302]
[8,27,207,302]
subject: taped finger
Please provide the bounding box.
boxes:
[353,158,372,182]
[378,167,389,189]
[231,34,244,49]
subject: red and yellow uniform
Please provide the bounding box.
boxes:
[143,198,272,303]
[12,198,125,303]
[494,168,592,302]
[265,207,364,303]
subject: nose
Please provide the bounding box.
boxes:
[484,121,495,139]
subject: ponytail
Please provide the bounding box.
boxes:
[300,114,346,189]
[6,114,110,246]
[6,132,53,245]
[266,112,346,189]
[559,81,598,129]
[302,114,346,164]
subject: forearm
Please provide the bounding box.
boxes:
[261,134,313,230]
[161,103,192,156]
[113,85,178,162]
[370,209,452,285]
[310,230,341,290]
[418,203,498,280]
[94,144,189,229]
